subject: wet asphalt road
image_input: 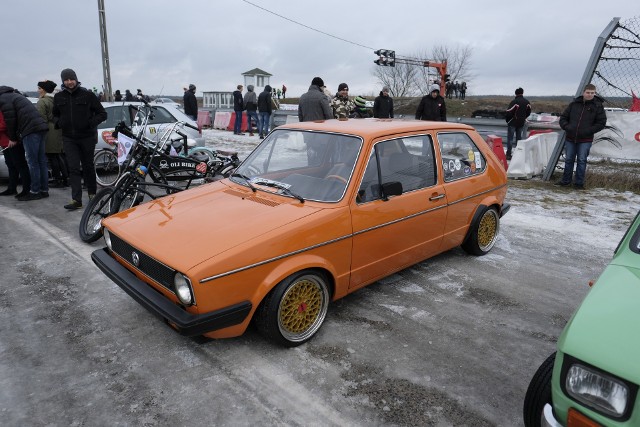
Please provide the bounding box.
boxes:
[1,169,637,426]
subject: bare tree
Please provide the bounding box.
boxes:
[371,62,419,98]
[414,44,474,94]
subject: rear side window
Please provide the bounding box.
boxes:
[437,132,486,182]
[98,106,128,129]
[148,107,176,125]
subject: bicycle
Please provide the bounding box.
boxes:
[94,147,120,186]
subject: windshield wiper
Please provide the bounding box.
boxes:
[253,179,305,203]
[231,173,257,192]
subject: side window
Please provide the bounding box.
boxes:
[148,107,177,125]
[438,132,486,182]
[98,106,126,129]
[357,135,436,203]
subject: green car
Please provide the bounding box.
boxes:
[523,211,640,426]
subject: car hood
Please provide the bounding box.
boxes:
[102,181,324,272]
[558,263,640,384]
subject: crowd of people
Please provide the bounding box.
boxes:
[0,68,107,209]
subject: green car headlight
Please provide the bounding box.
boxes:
[173,273,194,306]
[565,363,629,418]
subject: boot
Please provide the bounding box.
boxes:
[0,188,17,196]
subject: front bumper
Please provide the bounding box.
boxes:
[92,248,252,336]
[543,404,562,427]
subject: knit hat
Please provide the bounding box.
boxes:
[382,86,390,93]
[354,96,367,108]
[311,77,324,87]
[60,68,78,82]
[38,80,57,94]
[338,83,349,92]
[430,84,440,93]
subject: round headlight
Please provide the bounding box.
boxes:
[104,228,112,251]
[173,273,193,306]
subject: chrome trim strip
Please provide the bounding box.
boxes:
[200,183,507,284]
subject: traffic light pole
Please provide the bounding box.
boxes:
[373,50,447,93]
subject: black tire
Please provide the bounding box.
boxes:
[79,187,116,243]
[255,270,330,347]
[523,352,555,427]
[462,206,500,256]
[111,172,146,212]
[94,149,121,187]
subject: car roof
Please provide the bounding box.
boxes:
[279,118,474,139]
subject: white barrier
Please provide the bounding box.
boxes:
[507,132,559,179]
[213,111,232,130]
[590,111,640,159]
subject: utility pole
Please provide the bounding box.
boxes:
[97,0,113,101]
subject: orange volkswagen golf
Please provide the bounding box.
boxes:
[92,119,509,347]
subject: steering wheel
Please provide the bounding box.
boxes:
[325,175,348,184]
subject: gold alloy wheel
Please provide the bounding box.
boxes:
[477,209,499,251]
[277,275,329,343]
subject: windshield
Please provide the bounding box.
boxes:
[231,129,362,202]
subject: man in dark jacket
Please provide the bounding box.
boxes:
[555,84,607,189]
[233,85,245,135]
[415,85,446,122]
[183,84,198,121]
[0,86,48,199]
[298,77,332,122]
[53,68,107,209]
[373,86,394,118]
[257,85,273,138]
[504,87,531,160]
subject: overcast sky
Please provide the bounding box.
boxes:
[2,0,637,98]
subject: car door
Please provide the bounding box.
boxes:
[349,134,448,289]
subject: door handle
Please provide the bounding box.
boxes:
[429,193,445,201]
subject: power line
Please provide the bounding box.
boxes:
[242,0,375,50]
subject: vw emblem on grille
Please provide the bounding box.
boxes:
[132,252,140,267]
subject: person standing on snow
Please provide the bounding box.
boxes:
[504,87,531,160]
[183,84,198,121]
[415,84,447,122]
[257,85,273,139]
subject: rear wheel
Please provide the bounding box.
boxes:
[255,271,330,347]
[78,187,116,243]
[111,172,146,212]
[523,352,555,427]
[94,149,120,187]
[462,206,500,255]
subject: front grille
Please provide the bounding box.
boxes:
[110,233,175,291]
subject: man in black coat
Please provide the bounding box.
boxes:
[555,83,607,189]
[232,85,244,135]
[504,87,531,160]
[257,85,274,138]
[183,84,198,121]
[373,87,394,118]
[415,85,446,122]
[53,68,107,209]
[0,86,48,199]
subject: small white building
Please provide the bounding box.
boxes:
[203,68,273,109]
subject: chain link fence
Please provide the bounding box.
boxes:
[591,16,640,109]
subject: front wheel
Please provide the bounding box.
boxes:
[462,206,500,255]
[79,187,116,243]
[94,149,121,187]
[523,352,555,427]
[255,271,330,347]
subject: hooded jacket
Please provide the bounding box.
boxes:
[0,86,48,142]
[415,90,447,122]
[258,85,273,114]
[505,95,531,128]
[243,85,258,112]
[52,84,107,139]
[559,94,607,143]
[373,93,394,118]
[298,85,332,122]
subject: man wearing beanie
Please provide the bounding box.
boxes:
[415,84,447,122]
[373,86,394,118]
[53,68,107,210]
[37,80,67,188]
[298,77,332,122]
[330,83,355,119]
[504,87,531,160]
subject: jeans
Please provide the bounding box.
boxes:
[561,139,592,186]
[3,143,31,192]
[246,110,259,133]
[22,131,48,193]
[258,112,270,136]
[506,125,523,155]
[234,110,243,134]
[63,135,97,203]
